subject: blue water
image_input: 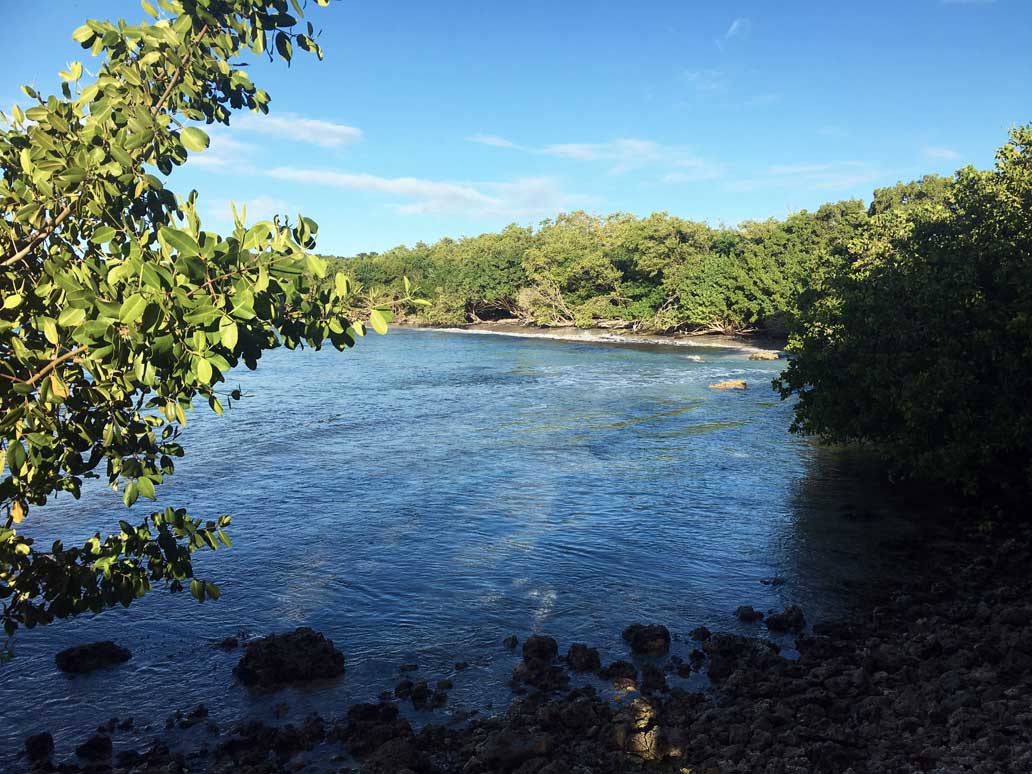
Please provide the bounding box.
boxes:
[0,329,916,766]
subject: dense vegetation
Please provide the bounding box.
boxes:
[328,186,947,336]
[0,0,399,638]
[777,127,1032,498]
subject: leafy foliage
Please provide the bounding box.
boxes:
[0,0,406,637]
[777,128,1032,496]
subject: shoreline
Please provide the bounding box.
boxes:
[16,519,1032,773]
[393,320,786,355]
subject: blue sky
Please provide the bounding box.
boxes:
[4,1,1030,254]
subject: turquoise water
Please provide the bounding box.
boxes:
[0,329,915,764]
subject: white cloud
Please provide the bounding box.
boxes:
[923,146,960,160]
[203,194,297,224]
[232,112,363,148]
[266,168,587,219]
[467,134,519,148]
[726,161,880,192]
[188,131,256,169]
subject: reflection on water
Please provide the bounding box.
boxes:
[0,330,917,765]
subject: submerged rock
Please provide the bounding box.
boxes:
[75,733,112,762]
[735,605,764,623]
[25,732,54,764]
[709,379,748,390]
[233,627,345,688]
[503,634,518,649]
[622,623,671,655]
[748,351,780,360]
[55,641,131,674]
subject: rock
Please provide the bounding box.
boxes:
[363,737,423,774]
[709,380,747,390]
[503,634,519,649]
[399,662,419,672]
[75,734,112,762]
[640,664,668,694]
[748,351,780,360]
[55,641,131,674]
[476,730,553,770]
[410,681,432,708]
[567,643,601,672]
[455,661,469,671]
[690,626,712,641]
[622,624,671,655]
[395,678,414,699]
[233,627,344,688]
[599,660,638,681]
[522,635,558,662]
[760,577,786,586]
[437,678,454,690]
[735,605,764,623]
[25,732,53,763]
[213,636,239,651]
[766,605,806,633]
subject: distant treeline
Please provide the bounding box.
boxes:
[324,175,951,335]
[327,126,1032,499]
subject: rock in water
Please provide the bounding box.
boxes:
[55,641,131,674]
[25,732,54,763]
[75,734,112,762]
[522,634,558,662]
[735,605,764,623]
[709,379,748,390]
[748,351,780,360]
[766,605,806,632]
[234,627,345,688]
[567,643,601,672]
[622,623,671,655]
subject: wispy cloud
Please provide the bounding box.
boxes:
[203,194,297,224]
[232,112,363,148]
[467,134,723,179]
[683,68,727,94]
[266,168,587,219]
[466,134,519,148]
[188,131,257,169]
[725,17,751,39]
[923,146,960,160]
[726,161,879,192]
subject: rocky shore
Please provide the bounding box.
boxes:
[17,521,1032,773]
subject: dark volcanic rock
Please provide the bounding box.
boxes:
[622,623,671,655]
[233,627,344,688]
[640,663,668,694]
[567,643,601,672]
[75,733,112,761]
[766,605,806,632]
[503,634,518,649]
[55,641,131,674]
[25,732,54,763]
[599,660,638,681]
[522,634,558,662]
[213,636,239,651]
[735,605,764,623]
[690,626,711,641]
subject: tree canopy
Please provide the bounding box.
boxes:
[0,0,399,638]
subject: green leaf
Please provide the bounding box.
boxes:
[71,25,94,43]
[42,318,59,345]
[180,126,210,152]
[305,253,327,278]
[91,226,117,244]
[195,357,213,384]
[59,62,83,81]
[219,316,239,351]
[137,477,156,500]
[119,294,148,324]
[141,0,158,17]
[369,309,389,335]
[158,226,200,257]
[334,271,349,297]
[6,442,27,475]
[58,307,87,327]
[123,482,139,507]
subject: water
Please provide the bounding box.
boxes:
[0,329,916,765]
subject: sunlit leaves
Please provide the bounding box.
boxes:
[0,0,380,638]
